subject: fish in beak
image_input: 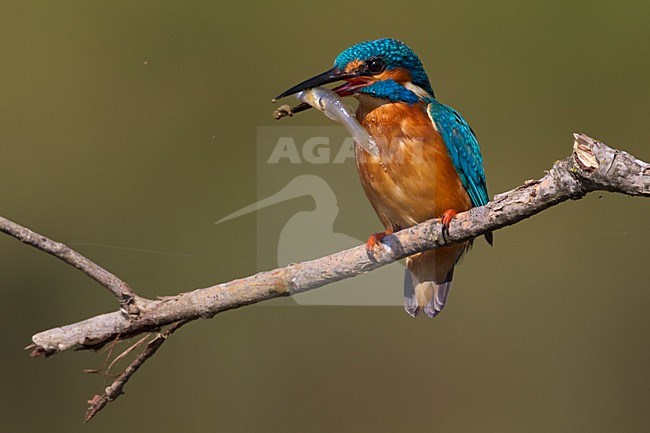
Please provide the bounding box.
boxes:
[273,67,373,116]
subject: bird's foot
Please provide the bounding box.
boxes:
[365,229,393,258]
[440,209,458,240]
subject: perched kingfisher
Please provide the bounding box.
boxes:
[275,38,492,318]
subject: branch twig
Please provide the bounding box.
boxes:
[0,216,143,318]
[84,320,188,422]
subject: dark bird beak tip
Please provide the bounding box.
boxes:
[274,67,355,100]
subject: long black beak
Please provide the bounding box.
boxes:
[274,67,357,100]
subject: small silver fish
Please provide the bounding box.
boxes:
[295,87,379,157]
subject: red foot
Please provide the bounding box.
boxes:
[440,209,458,237]
[365,229,393,256]
[441,209,458,226]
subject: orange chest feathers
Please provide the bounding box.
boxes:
[353,99,471,231]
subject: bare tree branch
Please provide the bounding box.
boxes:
[84,320,188,422]
[2,133,648,420]
[0,216,145,317]
[23,133,649,357]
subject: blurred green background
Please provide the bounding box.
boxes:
[1,1,649,432]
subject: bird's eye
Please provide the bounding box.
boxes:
[366,58,386,75]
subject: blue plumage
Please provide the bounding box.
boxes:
[426,100,489,208]
[334,38,434,97]
[359,79,421,104]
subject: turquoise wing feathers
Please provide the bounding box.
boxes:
[427,100,489,208]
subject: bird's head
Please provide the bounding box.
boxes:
[275,38,434,110]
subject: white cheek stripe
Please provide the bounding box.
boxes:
[404,82,432,99]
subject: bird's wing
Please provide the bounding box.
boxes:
[427,101,489,207]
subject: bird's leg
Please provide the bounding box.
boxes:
[365,228,394,257]
[440,209,458,240]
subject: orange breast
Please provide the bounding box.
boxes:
[354,100,471,231]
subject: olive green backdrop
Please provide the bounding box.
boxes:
[0,1,648,432]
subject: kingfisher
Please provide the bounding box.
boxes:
[275,38,492,318]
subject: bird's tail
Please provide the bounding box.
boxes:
[403,245,465,318]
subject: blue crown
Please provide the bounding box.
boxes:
[334,38,434,97]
